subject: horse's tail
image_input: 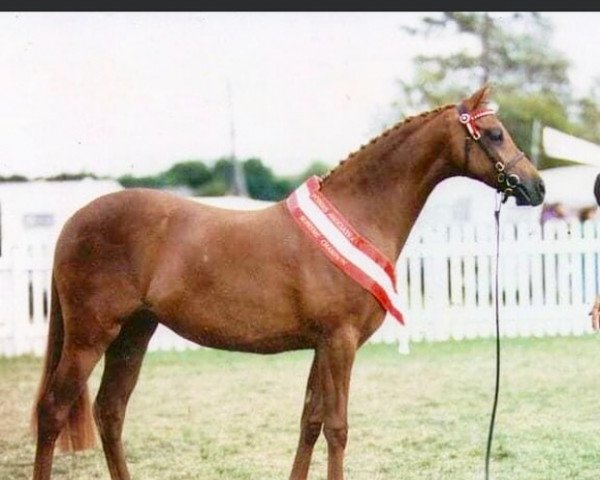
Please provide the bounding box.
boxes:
[31,276,96,452]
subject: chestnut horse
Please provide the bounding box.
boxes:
[32,85,545,480]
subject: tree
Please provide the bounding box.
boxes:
[118,174,166,189]
[0,174,28,182]
[195,158,232,196]
[243,158,293,201]
[573,78,600,143]
[162,161,211,188]
[398,12,599,168]
[296,161,331,183]
[400,13,570,109]
[117,157,297,201]
[44,172,101,181]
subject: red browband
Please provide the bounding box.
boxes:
[458,108,496,141]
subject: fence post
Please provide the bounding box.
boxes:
[582,220,597,306]
[474,223,493,338]
[0,250,18,356]
[10,245,30,355]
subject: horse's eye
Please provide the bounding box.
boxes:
[486,128,503,142]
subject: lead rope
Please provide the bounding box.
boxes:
[485,192,504,480]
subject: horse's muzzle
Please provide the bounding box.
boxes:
[594,173,600,205]
[513,177,545,207]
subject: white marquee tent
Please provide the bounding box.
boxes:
[0,179,123,255]
[543,126,600,168]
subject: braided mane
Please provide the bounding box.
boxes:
[322,104,454,182]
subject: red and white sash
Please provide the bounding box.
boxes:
[286,176,404,324]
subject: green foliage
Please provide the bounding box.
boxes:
[195,158,235,196]
[197,179,229,196]
[211,158,234,185]
[398,12,600,167]
[163,161,211,188]
[243,158,294,201]
[0,174,28,183]
[400,13,569,107]
[0,172,113,183]
[117,157,311,201]
[119,160,212,190]
[1,157,331,198]
[573,79,600,143]
[493,90,577,168]
[297,161,331,182]
[44,172,100,181]
[118,174,166,189]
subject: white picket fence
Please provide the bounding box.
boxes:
[1,219,598,357]
[372,219,598,344]
[0,244,203,357]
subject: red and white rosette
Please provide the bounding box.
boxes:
[286,176,404,324]
[458,108,497,140]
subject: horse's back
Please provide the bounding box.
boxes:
[56,188,272,260]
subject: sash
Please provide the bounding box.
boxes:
[286,176,404,324]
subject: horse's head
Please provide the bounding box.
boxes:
[446,84,545,206]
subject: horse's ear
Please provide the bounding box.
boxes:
[463,83,492,110]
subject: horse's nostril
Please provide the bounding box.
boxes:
[538,178,546,196]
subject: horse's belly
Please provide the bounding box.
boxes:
[159,314,314,353]
[150,285,314,353]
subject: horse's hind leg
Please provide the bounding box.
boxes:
[289,351,324,480]
[93,312,158,480]
[34,341,107,480]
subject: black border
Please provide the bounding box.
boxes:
[5,4,600,12]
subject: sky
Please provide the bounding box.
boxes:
[0,12,598,179]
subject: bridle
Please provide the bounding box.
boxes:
[457,103,526,201]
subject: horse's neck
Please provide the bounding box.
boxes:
[321,109,454,261]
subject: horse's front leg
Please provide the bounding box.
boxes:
[319,326,359,480]
[289,352,324,480]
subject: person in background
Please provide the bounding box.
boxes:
[588,174,600,330]
[540,202,567,224]
[591,299,600,330]
[578,206,597,222]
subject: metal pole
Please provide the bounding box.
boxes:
[531,118,542,168]
[226,81,248,197]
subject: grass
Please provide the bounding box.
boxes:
[1,335,600,479]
